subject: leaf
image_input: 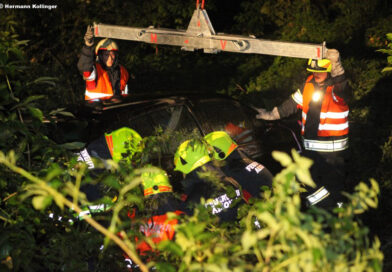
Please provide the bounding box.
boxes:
[258,212,278,230]
[364,197,377,208]
[256,229,270,240]
[27,77,58,87]
[32,195,53,210]
[10,95,45,110]
[103,175,122,190]
[292,150,313,170]
[27,106,43,122]
[16,40,29,46]
[381,67,392,73]
[49,107,75,118]
[296,169,315,188]
[370,178,380,194]
[312,248,323,263]
[295,228,312,248]
[386,33,392,41]
[154,262,177,272]
[45,164,63,181]
[56,111,76,118]
[376,49,392,55]
[49,107,66,114]
[241,230,257,251]
[58,142,85,150]
[53,193,64,210]
[175,232,193,251]
[272,151,292,167]
[158,240,184,257]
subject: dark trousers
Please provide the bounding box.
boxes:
[302,149,349,209]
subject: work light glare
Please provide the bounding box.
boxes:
[312,91,322,102]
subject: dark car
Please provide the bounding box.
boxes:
[48,94,302,175]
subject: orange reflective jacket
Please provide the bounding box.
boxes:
[84,63,129,101]
[292,75,349,138]
[136,211,183,255]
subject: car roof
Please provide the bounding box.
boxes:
[77,92,248,116]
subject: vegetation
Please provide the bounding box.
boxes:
[1,0,392,271]
[0,148,384,271]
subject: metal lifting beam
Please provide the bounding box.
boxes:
[93,6,327,59]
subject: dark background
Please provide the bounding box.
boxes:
[1,0,392,270]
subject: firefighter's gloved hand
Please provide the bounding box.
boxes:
[327,48,345,77]
[255,107,280,120]
[84,25,94,47]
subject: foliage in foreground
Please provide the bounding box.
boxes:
[378,33,392,73]
[141,150,384,272]
[0,148,384,271]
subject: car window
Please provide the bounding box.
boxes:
[127,114,156,137]
[192,99,263,158]
[194,99,254,140]
[148,105,197,134]
[105,105,200,138]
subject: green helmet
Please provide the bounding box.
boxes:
[174,139,211,174]
[204,131,238,160]
[141,167,172,197]
[105,127,143,162]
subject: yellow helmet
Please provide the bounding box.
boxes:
[141,166,172,197]
[104,127,143,163]
[95,38,119,55]
[204,131,238,160]
[173,139,211,174]
[306,59,331,73]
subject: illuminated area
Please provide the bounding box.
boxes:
[312,91,322,102]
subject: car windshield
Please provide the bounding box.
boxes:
[125,105,199,136]
[126,104,202,159]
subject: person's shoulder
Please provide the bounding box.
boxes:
[305,74,314,83]
[119,64,128,70]
[119,64,129,75]
[95,62,103,70]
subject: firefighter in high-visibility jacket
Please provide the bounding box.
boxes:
[255,49,350,209]
[174,138,246,222]
[174,134,273,222]
[75,127,143,215]
[77,25,129,101]
[123,167,185,270]
[204,131,273,200]
[76,127,143,172]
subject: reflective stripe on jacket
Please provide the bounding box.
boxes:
[292,75,349,138]
[303,138,349,152]
[84,63,129,100]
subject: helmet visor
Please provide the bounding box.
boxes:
[307,59,331,73]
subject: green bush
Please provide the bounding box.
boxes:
[0,148,384,271]
[152,150,383,271]
[378,33,392,73]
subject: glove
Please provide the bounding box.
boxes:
[326,49,344,77]
[84,25,94,47]
[255,107,280,120]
